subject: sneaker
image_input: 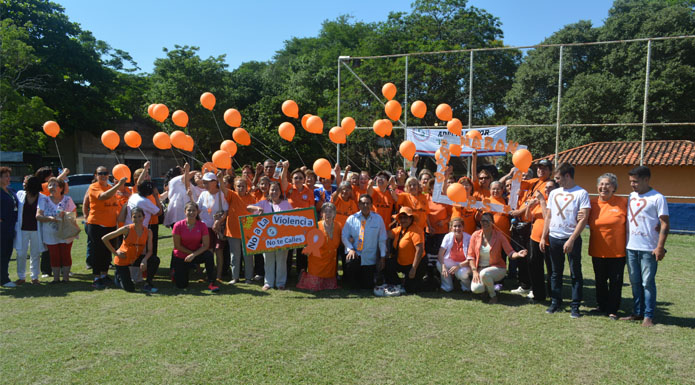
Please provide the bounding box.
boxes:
[208,283,220,292]
[228,279,238,285]
[526,291,535,299]
[101,276,113,286]
[262,284,271,291]
[511,286,530,295]
[546,304,560,314]
[373,285,386,297]
[92,278,105,290]
[395,284,406,295]
[143,284,158,293]
[41,274,50,278]
[253,275,263,282]
[2,281,17,288]
[494,283,503,292]
[14,279,25,285]
[113,276,123,289]
[31,279,40,285]
[570,307,582,319]
[384,286,401,297]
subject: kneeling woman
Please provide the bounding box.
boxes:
[171,202,219,292]
[296,202,341,291]
[102,207,159,292]
[385,207,427,293]
[468,212,527,304]
[437,217,473,292]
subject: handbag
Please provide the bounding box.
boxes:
[58,211,81,239]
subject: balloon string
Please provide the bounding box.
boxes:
[293,146,306,167]
[198,148,210,163]
[248,133,285,160]
[232,157,243,170]
[53,139,65,169]
[173,148,204,165]
[113,151,121,164]
[137,147,150,162]
[169,148,181,167]
[312,136,336,164]
[210,111,225,141]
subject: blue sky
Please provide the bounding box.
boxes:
[57,0,613,73]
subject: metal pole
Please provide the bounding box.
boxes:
[640,40,652,166]
[337,57,341,165]
[554,45,564,167]
[404,55,408,169]
[467,51,474,177]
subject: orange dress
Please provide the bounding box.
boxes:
[332,195,358,228]
[296,220,341,291]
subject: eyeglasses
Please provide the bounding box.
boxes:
[97,172,109,176]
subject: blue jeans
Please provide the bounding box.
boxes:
[626,249,658,318]
[548,236,583,308]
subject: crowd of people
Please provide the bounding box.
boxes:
[0,152,671,326]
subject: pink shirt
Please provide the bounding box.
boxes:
[172,219,209,259]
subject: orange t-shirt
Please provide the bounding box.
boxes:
[225,190,257,238]
[396,192,428,231]
[332,195,358,228]
[451,205,477,235]
[115,186,132,227]
[352,185,368,203]
[115,224,149,266]
[391,225,424,266]
[427,195,452,234]
[588,196,628,258]
[87,182,119,227]
[371,187,395,229]
[518,178,546,205]
[287,186,314,209]
[490,196,511,238]
[529,203,546,244]
[473,180,491,200]
[308,220,342,278]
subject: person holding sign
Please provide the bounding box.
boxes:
[247,182,293,291]
[171,202,220,292]
[540,163,590,318]
[224,177,257,284]
[296,202,341,291]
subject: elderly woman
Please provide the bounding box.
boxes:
[468,212,527,304]
[296,202,341,291]
[437,217,472,292]
[0,167,18,287]
[36,178,77,283]
[588,173,627,320]
[332,181,358,228]
[14,176,44,285]
[390,176,429,232]
[384,207,426,294]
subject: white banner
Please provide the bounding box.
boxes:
[406,126,510,157]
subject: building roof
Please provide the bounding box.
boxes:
[538,140,695,166]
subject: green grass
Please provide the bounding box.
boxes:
[2,226,695,384]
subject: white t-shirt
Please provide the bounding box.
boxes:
[163,176,204,226]
[627,189,669,251]
[547,185,591,239]
[38,194,77,245]
[125,194,160,226]
[439,232,472,261]
[196,190,229,228]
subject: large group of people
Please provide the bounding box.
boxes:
[0,152,671,326]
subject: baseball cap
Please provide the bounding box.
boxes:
[202,172,217,181]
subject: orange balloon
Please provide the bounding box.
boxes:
[446,182,468,202]
[43,121,60,138]
[170,130,187,150]
[341,117,356,136]
[281,100,299,119]
[306,115,323,134]
[200,92,215,111]
[153,104,169,122]
[373,119,392,137]
[329,126,346,144]
[313,158,332,180]
[224,108,242,127]
[124,130,142,148]
[512,149,533,173]
[101,130,120,150]
[152,132,171,150]
[233,128,251,146]
[435,103,452,121]
[382,82,397,100]
[278,122,295,142]
[202,162,218,175]
[112,164,131,183]
[399,140,416,161]
[301,114,312,131]
[172,110,189,127]
[449,143,462,157]
[220,139,237,157]
[447,118,462,136]
[384,100,402,121]
[466,129,482,140]
[147,104,156,119]
[212,150,232,169]
[410,100,427,119]
[183,135,195,152]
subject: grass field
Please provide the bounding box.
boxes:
[2,225,694,384]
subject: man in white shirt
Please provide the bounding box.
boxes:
[620,166,669,327]
[341,194,388,290]
[540,163,591,318]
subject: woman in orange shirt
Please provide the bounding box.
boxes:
[450,177,477,235]
[425,178,452,288]
[296,202,341,291]
[523,180,558,302]
[101,207,157,293]
[332,182,358,228]
[224,176,258,284]
[86,166,127,289]
[390,176,428,232]
[588,173,627,319]
[384,207,426,294]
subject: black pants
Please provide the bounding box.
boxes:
[40,250,52,275]
[528,240,552,301]
[148,224,159,259]
[511,222,531,287]
[287,249,308,277]
[592,257,625,315]
[344,256,376,290]
[134,255,160,285]
[384,257,428,293]
[114,265,136,292]
[86,224,116,275]
[0,227,14,285]
[253,254,264,277]
[171,251,215,289]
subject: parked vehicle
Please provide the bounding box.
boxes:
[66,174,94,205]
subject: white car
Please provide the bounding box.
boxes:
[66,174,94,205]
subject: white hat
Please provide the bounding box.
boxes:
[202,172,217,181]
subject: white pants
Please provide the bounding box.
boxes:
[16,230,41,280]
[471,266,507,297]
[264,250,288,288]
[437,259,472,292]
[229,238,253,280]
